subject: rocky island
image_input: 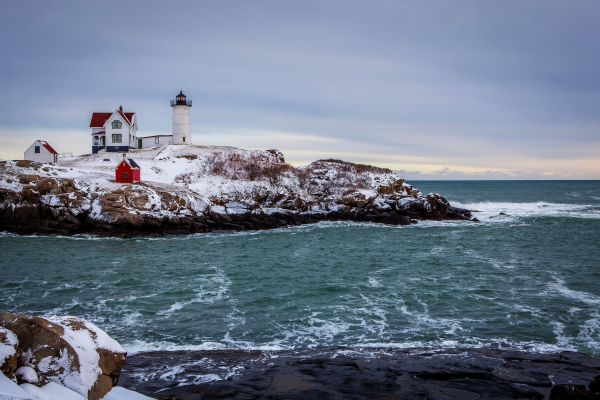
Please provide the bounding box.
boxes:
[0,145,472,236]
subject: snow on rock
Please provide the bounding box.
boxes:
[14,368,37,384]
[101,387,154,400]
[20,381,85,400]
[0,328,18,378]
[0,313,126,400]
[0,329,18,365]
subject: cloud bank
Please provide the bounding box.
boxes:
[1,1,599,179]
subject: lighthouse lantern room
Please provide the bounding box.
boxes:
[170,91,192,145]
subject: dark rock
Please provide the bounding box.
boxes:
[117,348,600,400]
[550,384,599,399]
[590,375,600,393]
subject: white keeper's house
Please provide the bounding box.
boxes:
[89,106,138,153]
[89,91,192,153]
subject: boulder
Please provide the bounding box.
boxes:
[15,160,42,169]
[0,313,126,400]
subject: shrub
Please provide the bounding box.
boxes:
[205,151,295,184]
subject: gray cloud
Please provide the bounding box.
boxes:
[1,0,599,178]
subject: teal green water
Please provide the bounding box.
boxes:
[1,181,599,355]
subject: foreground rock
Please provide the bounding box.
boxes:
[0,313,127,400]
[0,147,473,235]
[119,348,600,400]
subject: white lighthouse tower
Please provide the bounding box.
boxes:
[170,90,192,145]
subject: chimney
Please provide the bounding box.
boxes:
[119,105,123,112]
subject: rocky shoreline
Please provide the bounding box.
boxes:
[2,316,600,399]
[0,196,472,237]
[120,348,600,399]
[0,148,474,236]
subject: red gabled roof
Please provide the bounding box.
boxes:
[39,140,58,155]
[117,159,140,170]
[118,110,135,125]
[89,110,135,128]
[89,112,113,128]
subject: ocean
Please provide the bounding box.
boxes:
[1,180,599,357]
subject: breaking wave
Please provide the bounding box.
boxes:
[450,200,600,222]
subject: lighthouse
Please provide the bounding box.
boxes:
[170,90,192,145]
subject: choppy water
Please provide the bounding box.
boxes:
[1,181,599,356]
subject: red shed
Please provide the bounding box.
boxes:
[115,158,141,183]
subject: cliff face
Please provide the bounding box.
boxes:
[0,146,472,235]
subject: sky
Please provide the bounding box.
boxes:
[1,1,599,179]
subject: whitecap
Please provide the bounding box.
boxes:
[450,200,599,222]
[548,277,600,305]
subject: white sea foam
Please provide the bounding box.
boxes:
[157,266,230,317]
[124,336,584,356]
[450,200,599,222]
[549,277,600,305]
[550,321,576,350]
[123,339,288,354]
[577,312,600,350]
[464,250,516,270]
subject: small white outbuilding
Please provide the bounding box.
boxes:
[24,140,58,163]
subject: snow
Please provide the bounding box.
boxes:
[0,372,30,399]
[0,328,18,366]
[38,316,124,396]
[14,368,37,384]
[1,370,153,400]
[101,387,154,400]
[19,382,84,400]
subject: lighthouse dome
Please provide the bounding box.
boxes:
[171,91,192,107]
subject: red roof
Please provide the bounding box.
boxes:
[89,112,112,128]
[39,140,58,155]
[89,111,135,128]
[118,110,135,125]
[117,159,140,169]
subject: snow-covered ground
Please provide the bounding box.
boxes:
[0,372,153,400]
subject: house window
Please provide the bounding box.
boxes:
[112,134,122,143]
[35,146,40,153]
[183,137,186,143]
[112,120,122,129]
[155,137,159,144]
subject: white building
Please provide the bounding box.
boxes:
[24,140,58,163]
[89,106,138,153]
[138,134,172,148]
[170,91,192,145]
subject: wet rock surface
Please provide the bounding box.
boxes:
[119,348,600,399]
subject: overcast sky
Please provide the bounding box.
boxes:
[1,1,599,179]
